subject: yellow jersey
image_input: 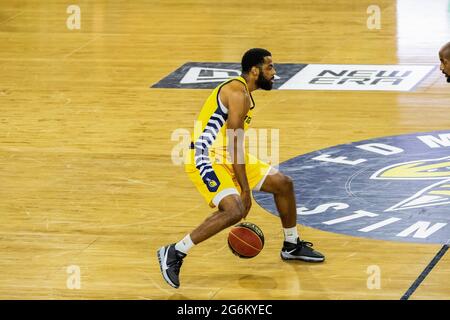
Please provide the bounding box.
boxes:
[190,76,255,153]
[187,76,255,192]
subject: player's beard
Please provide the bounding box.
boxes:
[444,71,450,83]
[256,70,274,90]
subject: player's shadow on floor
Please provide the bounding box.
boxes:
[168,293,191,300]
[237,274,278,290]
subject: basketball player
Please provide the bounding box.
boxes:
[157,48,325,289]
[439,42,450,83]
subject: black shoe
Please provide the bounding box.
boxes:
[157,244,186,288]
[281,238,325,262]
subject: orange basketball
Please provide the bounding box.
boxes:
[228,222,264,258]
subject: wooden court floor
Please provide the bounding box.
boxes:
[0,0,449,299]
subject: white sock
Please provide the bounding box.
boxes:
[283,227,298,244]
[175,234,195,255]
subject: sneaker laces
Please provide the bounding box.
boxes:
[168,255,184,274]
[298,240,314,248]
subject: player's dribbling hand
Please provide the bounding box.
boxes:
[241,189,252,219]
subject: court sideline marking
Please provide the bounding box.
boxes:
[401,244,449,300]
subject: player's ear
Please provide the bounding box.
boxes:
[251,66,259,76]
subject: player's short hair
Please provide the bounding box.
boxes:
[241,48,272,73]
[442,42,450,58]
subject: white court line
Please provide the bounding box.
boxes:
[201,243,228,257]
[117,177,158,187]
[0,11,24,26]
[149,278,172,295]
[63,36,99,59]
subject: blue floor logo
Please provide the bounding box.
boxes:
[254,131,450,244]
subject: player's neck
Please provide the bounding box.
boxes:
[241,74,258,92]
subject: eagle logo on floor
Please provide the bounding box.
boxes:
[372,156,450,212]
